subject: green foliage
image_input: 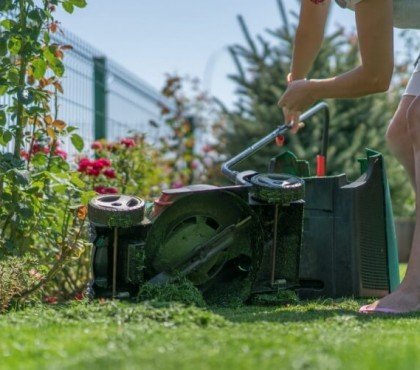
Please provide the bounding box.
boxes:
[159,74,226,186]
[0,256,42,313]
[217,0,415,216]
[81,134,171,198]
[0,0,89,306]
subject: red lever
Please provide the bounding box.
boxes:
[316,155,326,177]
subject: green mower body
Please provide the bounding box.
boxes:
[88,102,400,302]
[270,149,400,298]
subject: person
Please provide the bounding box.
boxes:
[278,0,420,313]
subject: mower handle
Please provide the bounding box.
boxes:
[221,101,330,184]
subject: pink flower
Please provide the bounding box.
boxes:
[191,160,199,170]
[121,138,136,148]
[107,143,119,151]
[55,148,67,160]
[91,141,103,150]
[202,144,213,153]
[171,180,184,189]
[103,168,117,179]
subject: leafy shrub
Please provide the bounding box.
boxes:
[0,257,42,313]
[77,134,170,199]
[0,0,89,305]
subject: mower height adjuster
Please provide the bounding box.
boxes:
[249,173,305,205]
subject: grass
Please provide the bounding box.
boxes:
[0,265,418,370]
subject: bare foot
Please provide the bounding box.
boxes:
[361,282,420,313]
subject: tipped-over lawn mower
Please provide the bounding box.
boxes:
[88,102,400,302]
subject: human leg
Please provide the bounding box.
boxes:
[385,96,416,188]
[361,95,420,313]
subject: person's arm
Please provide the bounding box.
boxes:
[279,0,394,113]
[284,0,331,131]
[291,0,331,80]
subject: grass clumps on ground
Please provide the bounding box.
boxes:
[137,277,206,307]
[251,289,299,306]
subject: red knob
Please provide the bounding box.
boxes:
[275,135,285,147]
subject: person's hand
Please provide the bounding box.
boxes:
[282,107,301,134]
[278,79,316,132]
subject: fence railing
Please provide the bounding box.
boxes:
[0,26,173,157]
[53,29,173,156]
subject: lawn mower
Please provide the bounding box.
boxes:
[88,102,400,302]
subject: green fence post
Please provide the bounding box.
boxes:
[94,57,107,140]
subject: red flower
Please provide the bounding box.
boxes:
[103,168,117,179]
[78,158,92,173]
[94,186,107,194]
[44,296,58,304]
[74,292,84,301]
[104,187,118,194]
[20,150,29,160]
[95,186,118,194]
[121,138,136,148]
[92,160,105,170]
[87,168,101,177]
[91,141,103,150]
[91,158,110,171]
[32,143,41,153]
[99,158,111,167]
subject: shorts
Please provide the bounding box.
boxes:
[404,54,420,96]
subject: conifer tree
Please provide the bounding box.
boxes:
[216,0,415,216]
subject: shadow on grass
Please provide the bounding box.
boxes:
[210,300,420,324]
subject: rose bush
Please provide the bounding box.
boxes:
[0,0,91,310]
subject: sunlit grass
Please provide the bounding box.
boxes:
[0,264,417,370]
[400,263,407,280]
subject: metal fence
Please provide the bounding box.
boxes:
[54,29,173,155]
[0,26,172,157]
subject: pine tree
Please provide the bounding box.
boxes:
[216,0,414,217]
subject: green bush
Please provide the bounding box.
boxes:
[0,257,42,313]
[0,0,90,307]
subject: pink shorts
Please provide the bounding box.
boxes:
[404,56,420,96]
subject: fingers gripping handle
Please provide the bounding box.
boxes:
[221,102,330,184]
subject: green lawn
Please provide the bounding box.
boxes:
[0,266,418,370]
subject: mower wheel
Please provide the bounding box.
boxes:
[250,173,304,205]
[88,195,145,227]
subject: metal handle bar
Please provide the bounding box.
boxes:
[221,102,330,184]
